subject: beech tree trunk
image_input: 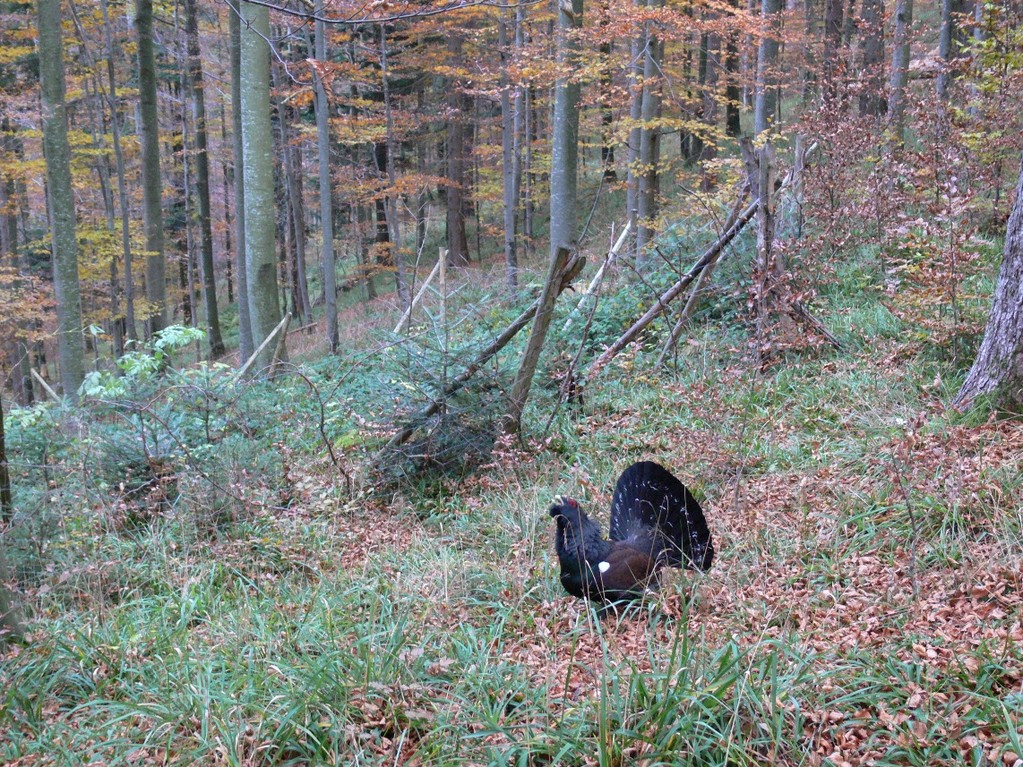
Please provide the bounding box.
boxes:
[500,13,519,288]
[240,1,284,372]
[887,0,914,144]
[859,0,886,116]
[445,35,471,267]
[635,0,663,270]
[100,0,136,345]
[701,31,721,184]
[314,9,339,353]
[548,0,583,259]
[229,1,254,363]
[936,0,955,99]
[38,0,85,400]
[724,1,742,137]
[0,400,21,644]
[136,0,166,337]
[625,9,645,233]
[505,0,583,432]
[754,0,783,135]
[186,0,224,357]
[955,156,1023,409]
[823,0,844,100]
[378,27,410,307]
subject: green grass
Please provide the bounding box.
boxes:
[3,225,1023,765]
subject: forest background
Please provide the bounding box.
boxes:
[1,0,1023,763]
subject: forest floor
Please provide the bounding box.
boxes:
[2,252,1023,766]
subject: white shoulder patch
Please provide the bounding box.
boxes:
[598,561,611,573]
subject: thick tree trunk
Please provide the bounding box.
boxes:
[505,0,583,432]
[38,0,85,400]
[548,0,582,258]
[0,452,21,645]
[955,156,1023,409]
[936,0,955,99]
[445,36,471,267]
[136,0,166,337]
[240,1,284,372]
[754,0,783,135]
[887,0,914,144]
[724,3,742,137]
[230,1,253,363]
[378,27,409,306]
[635,0,663,270]
[701,32,721,185]
[314,10,338,353]
[100,0,137,345]
[823,0,844,99]
[186,0,224,357]
[858,0,886,116]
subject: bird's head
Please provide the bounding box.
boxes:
[549,495,582,523]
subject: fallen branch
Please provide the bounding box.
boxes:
[564,221,630,333]
[377,252,585,456]
[587,142,825,382]
[233,313,292,383]
[31,370,62,404]
[394,254,444,334]
[585,199,758,382]
[654,193,749,370]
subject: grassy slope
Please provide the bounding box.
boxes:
[2,246,1023,767]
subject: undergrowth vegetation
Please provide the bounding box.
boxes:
[3,190,1023,765]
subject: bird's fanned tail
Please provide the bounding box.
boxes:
[609,461,714,571]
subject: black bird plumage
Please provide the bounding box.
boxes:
[549,461,713,604]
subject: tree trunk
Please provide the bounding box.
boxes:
[523,85,536,257]
[887,0,914,144]
[598,1,617,180]
[724,0,742,137]
[500,12,519,289]
[220,101,234,306]
[445,35,471,267]
[230,1,254,363]
[936,0,955,99]
[954,155,1023,409]
[549,0,583,258]
[185,0,224,357]
[378,26,410,306]
[136,0,166,337]
[754,140,780,360]
[505,0,583,431]
[240,1,284,372]
[823,0,844,100]
[754,0,783,135]
[858,0,886,116]
[38,0,85,400]
[625,8,645,233]
[0,393,22,646]
[357,203,377,300]
[701,31,721,185]
[635,0,663,270]
[179,96,197,329]
[1,391,11,524]
[314,9,338,353]
[100,0,137,345]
